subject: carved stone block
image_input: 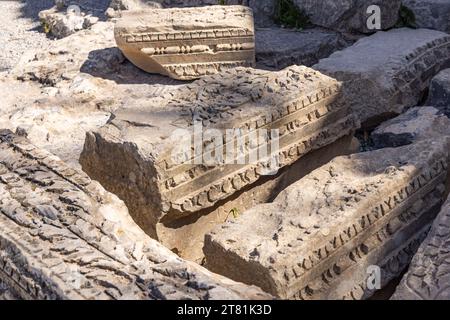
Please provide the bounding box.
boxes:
[114,6,256,80]
[204,139,450,299]
[0,130,271,300]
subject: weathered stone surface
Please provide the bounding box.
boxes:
[159,0,276,27]
[114,6,256,80]
[314,28,450,126]
[80,65,357,257]
[110,0,163,10]
[293,0,401,34]
[403,0,450,33]
[256,28,353,70]
[371,107,450,148]
[426,68,450,117]
[0,130,271,300]
[204,139,450,299]
[39,5,99,39]
[392,193,450,300]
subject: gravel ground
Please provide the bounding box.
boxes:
[0,0,53,72]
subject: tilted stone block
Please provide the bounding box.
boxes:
[293,0,401,34]
[204,139,450,299]
[314,28,450,126]
[114,6,256,80]
[403,0,450,33]
[0,130,271,300]
[371,107,450,149]
[80,66,358,257]
[426,68,450,117]
[392,193,450,300]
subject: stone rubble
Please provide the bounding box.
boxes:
[402,0,450,33]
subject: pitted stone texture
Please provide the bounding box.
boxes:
[293,0,401,34]
[204,139,450,299]
[314,28,450,126]
[160,0,276,27]
[371,107,450,148]
[0,130,271,300]
[110,0,163,10]
[114,6,256,80]
[256,28,353,70]
[403,0,450,33]
[392,194,450,300]
[426,68,450,117]
[80,65,357,247]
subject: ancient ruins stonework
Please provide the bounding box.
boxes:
[371,107,450,149]
[426,68,450,117]
[256,28,352,70]
[314,28,450,126]
[114,6,256,80]
[293,0,401,33]
[79,65,358,259]
[392,193,450,300]
[402,0,450,33]
[0,130,271,300]
[204,139,450,299]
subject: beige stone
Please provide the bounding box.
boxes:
[204,139,450,299]
[114,6,256,80]
[80,65,358,260]
[392,193,450,300]
[0,130,271,300]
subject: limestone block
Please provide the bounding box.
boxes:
[79,65,358,252]
[371,107,450,148]
[293,0,401,34]
[426,68,450,117]
[204,139,450,299]
[256,28,352,70]
[0,130,271,300]
[114,6,256,80]
[403,0,450,33]
[392,193,450,300]
[314,28,450,126]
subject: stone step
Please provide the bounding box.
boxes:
[204,138,450,299]
[79,65,359,261]
[314,28,450,126]
[392,192,450,300]
[0,130,271,300]
[114,5,256,80]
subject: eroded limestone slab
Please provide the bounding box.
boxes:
[371,107,450,148]
[204,139,450,299]
[256,28,352,70]
[80,65,357,256]
[392,193,450,300]
[403,0,450,33]
[293,0,401,34]
[114,6,256,80]
[426,68,450,117]
[314,28,450,126]
[0,130,271,300]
